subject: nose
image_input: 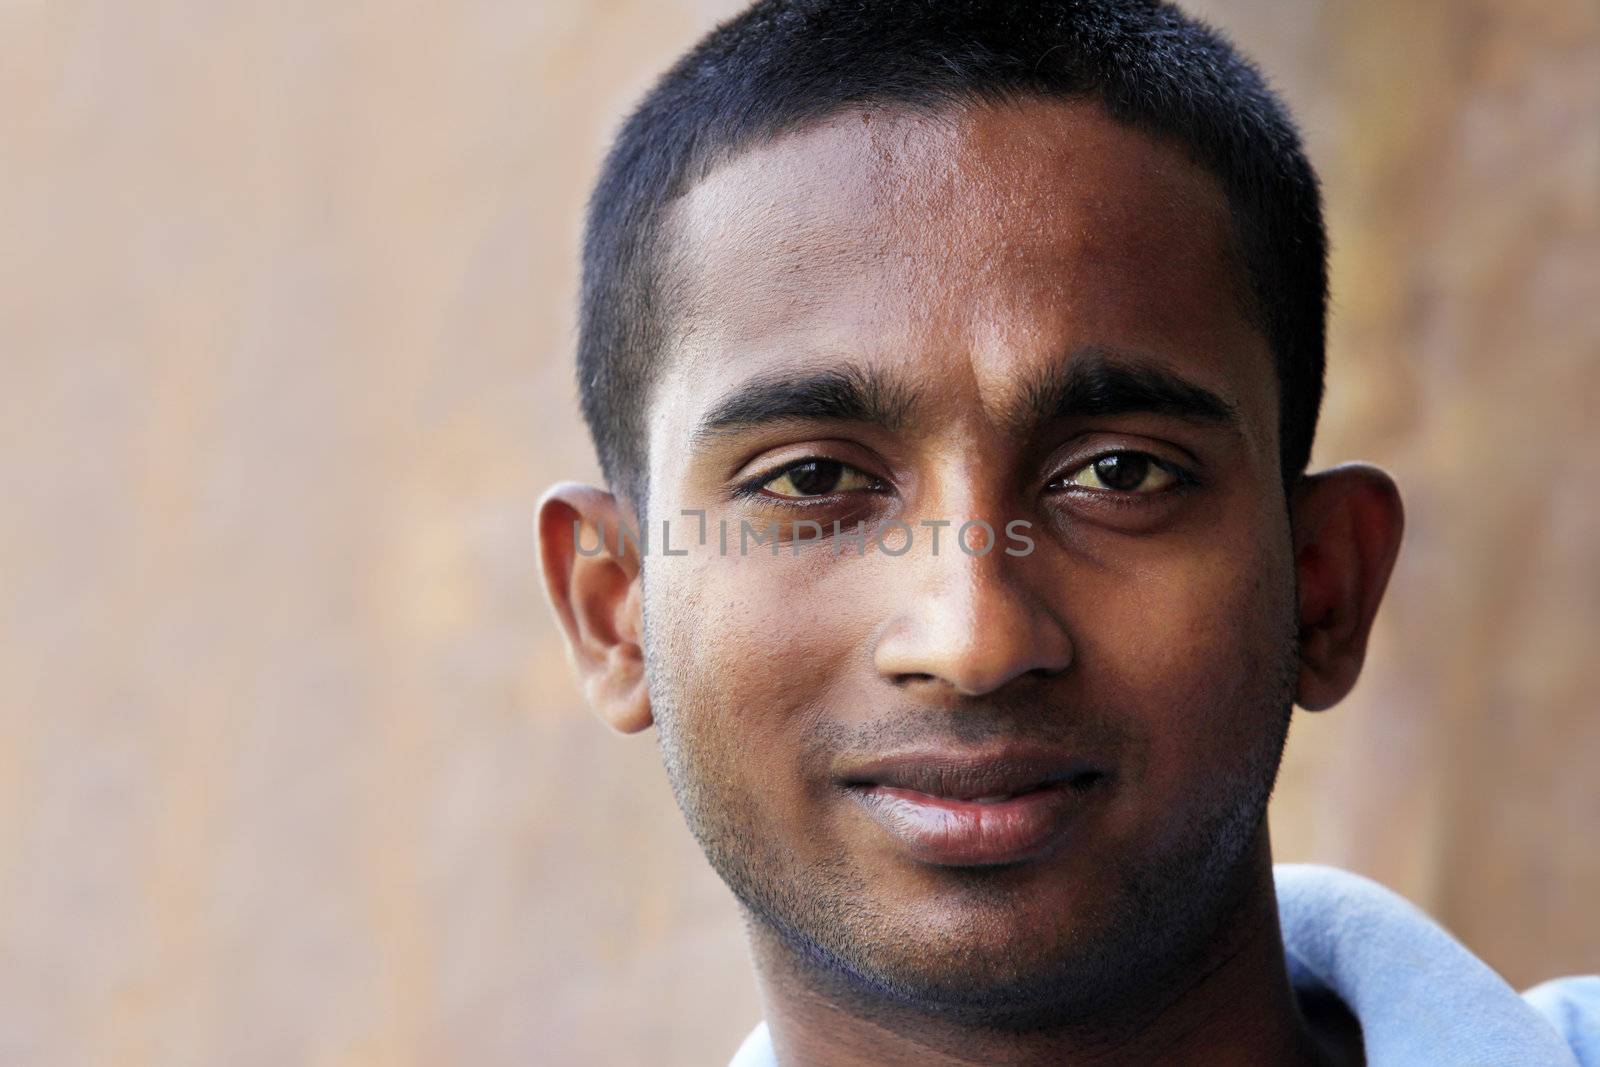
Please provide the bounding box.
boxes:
[872,537,1073,697]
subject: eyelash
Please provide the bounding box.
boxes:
[1046,451,1199,494]
[729,458,888,502]
[732,450,1198,505]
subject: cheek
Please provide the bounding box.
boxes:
[1075,530,1296,795]
[646,554,871,804]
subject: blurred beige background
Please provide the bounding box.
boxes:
[1,1,1596,1064]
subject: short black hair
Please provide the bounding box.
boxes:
[577,0,1326,511]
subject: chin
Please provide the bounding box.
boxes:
[823,921,1150,1030]
[777,872,1147,1013]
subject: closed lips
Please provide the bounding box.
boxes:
[838,749,1111,867]
[838,752,1107,800]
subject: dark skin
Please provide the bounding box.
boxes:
[539,99,1401,1065]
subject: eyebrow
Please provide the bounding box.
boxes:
[693,365,921,440]
[1007,347,1242,437]
[691,346,1242,444]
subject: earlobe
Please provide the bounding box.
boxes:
[1290,463,1405,712]
[536,482,652,734]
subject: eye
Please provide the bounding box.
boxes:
[753,458,883,499]
[1051,451,1185,494]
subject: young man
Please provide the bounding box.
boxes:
[538,2,1599,1063]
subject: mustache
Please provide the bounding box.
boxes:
[800,699,1137,759]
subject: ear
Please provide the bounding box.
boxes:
[1289,463,1405,711]
[535,482,651,734]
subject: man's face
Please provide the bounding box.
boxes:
[639,98,1300,1020]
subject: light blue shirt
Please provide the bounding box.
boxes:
[729,864,1600,1066]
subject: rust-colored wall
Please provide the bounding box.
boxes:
[1,2,1594,1064]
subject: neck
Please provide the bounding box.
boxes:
[745,836,1360,1067]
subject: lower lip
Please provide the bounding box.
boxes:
[849,780,1097,867]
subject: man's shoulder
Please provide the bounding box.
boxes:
[1523,976,1600,1065]
[1276,864,1599,1066]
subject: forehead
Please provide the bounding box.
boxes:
[649,97,1276,480]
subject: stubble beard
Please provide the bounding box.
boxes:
[643,595,1302,1034]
